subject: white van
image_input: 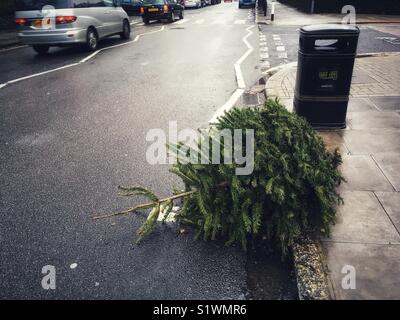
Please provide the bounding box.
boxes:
[15,0,131,54]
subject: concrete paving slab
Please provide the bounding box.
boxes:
[318,131,350,155]
[327,190,400,243]
[372,153,400,191]
[347,98,379,112]
[342,129,400,154]
[347,111,400,130]
[322,242,400,300]
[340,155,394,192]
[370,96,400,112]
[351,69,377,84]
[375,192,400,233]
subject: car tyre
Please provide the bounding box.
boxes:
[143,18,150,24]
[169,11,175,23]
[32,45,50,55]
[120,19,131,40]
[85,27,98,52]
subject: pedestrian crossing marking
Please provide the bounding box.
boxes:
[276,46,286,52]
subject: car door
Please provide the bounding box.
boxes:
[101,0,121,35]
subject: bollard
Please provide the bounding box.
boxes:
[271,1,275,21]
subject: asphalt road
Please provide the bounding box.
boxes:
[0,3,259,299]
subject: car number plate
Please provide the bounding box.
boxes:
[148,8,159,12]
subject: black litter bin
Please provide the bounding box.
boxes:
[294,24,360,128]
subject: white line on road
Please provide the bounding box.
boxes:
[0,45,28,53]
[175,19,190,25]
[0,26,165,90]
[234,20,246,25]
[209,25,255,124]
[276,46,286,52]
[208,89,245,124]
[6,63,80,85]
[235,25,255,88]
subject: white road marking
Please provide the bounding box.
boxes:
[278,52,288,59]
[0,26,165,90]
[260,47,268,52]
[175,19,190,25]
[194,19,205,24]
[260,53,269,59]
[272,34,281,40]
[209,89,245,124]
[5,63,80,86]
[260,41,267,46]
[276,46,286,51]
[0,45,28,53]
[70,263,78,269]
[209,25,255,124]
[212,18,225,25]
[234,20,246,25]
[235,26,255,88]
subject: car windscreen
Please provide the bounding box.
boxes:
[15,0,72,11]
[142,0,165,5]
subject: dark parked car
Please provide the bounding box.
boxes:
[140,0,184,24]
[122,0,143,15]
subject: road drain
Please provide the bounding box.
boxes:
[245,240,299,300]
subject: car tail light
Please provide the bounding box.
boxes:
[140,7,144,14]
[163,5,169,12]
[15,18,28,26]
[55,16,77,24]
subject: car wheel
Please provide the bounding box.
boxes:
[32,45,50,55]
[169,11,175,23]
[143,18,150,24]
[120,19,131,40]
[86,27,98,52]
[179,10,184,19]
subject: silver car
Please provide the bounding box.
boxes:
[15,0,131,54]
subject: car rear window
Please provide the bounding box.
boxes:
[15,0,72,10]
[142,0,165,5]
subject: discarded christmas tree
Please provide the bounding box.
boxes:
[94,99,344,255]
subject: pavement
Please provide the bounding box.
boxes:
[257,1,400,25]
[265,53,400,299]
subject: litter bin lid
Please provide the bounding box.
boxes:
[300,24,360,35]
